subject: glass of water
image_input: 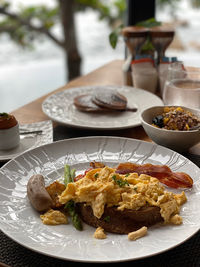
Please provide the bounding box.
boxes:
[162,62,200,109]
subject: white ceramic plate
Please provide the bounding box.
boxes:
[42,85,163,130]
[0,120,53,162]
[0,137,200,262]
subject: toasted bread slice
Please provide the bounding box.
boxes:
[76,203,163,234]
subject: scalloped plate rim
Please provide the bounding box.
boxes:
[0,136,200,263]
[42,85,163,130]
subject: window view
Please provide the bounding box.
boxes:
[0,0,124,111]
[0,1,200,266]
[0,0,200,111]
[156,0,200,66]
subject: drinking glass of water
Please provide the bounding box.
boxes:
[162,62,200,109]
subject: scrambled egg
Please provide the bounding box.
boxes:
[59,166,187,224]
[40,209,68,225]
[128,226,147,241]
[93,227,107,239]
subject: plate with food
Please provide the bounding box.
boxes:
[0,118,53,162]
[0,136,199,263]
[42,85,163,130]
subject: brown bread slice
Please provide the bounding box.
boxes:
[76,203,163,234]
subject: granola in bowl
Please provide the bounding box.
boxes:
[152,107,200,131]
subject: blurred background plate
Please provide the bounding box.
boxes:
[42,85,163,130]
[0,120,53,162]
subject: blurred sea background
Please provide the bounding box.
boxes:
[1,0,200,112]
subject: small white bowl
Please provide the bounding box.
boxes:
[141,106,200,152]
[0,123,20,150]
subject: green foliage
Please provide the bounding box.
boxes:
[0,0,126,49]
[0,0,200,50]
[140,38,155,53]
[191,0,200,7]
[75,0,126,25]
[109,23,123,49]
[0,0,10,9]
[156,0,181,17]
[109,18,161,50]
[0,2,59,48]
[114,0,126,12]
[156,0,181,8]
[20,5,59,29]
[0,17,30,47]
[136,17,161,28]
[135,18,161,53]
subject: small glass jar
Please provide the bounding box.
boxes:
[162,62,200,109]
[131,57,158,93]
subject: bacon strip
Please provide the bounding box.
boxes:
[115,162,193,189]
[74,168,93,182]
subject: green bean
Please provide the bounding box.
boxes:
[63,166,83,231]
[64,164,72,185]
[72,212,83,231]
[65,200,83,231]
[70,169,76,182]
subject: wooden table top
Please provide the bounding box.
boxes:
[12,59,200,156]
[1,59,200,267]
[12,60,124,124]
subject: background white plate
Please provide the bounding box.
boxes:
[42,85,163,130]
[0,137,200,263]
[0,120,53,162]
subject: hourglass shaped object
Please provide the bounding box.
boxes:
[122,26,149,86]
[150,26,175,65]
